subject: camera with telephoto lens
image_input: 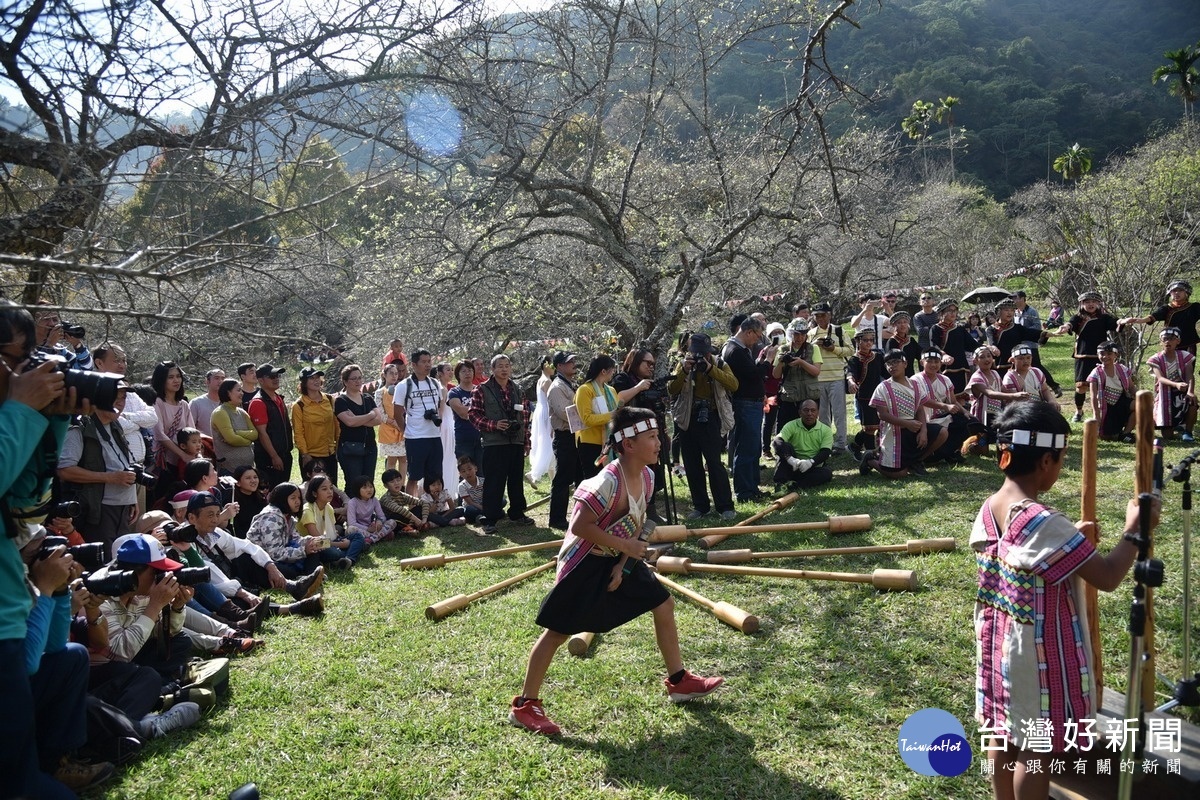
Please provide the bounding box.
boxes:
[423,408,442,427]
[60,321,86,339]
[156,566,211,587]
[24,351,123,410]
[639,376,669,415]
[51,500,82,519]
[82,568,138,596]
[128,463,156,488]
[37,534,107,572]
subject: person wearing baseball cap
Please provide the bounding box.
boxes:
[1120,278,1200,354]
[1045,291,1119,422]
[1149,326,1197,442]
[773,321,820,430]
[807,301,854,453]
[247,364,293,488]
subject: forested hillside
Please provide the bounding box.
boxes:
[712,0,1199,197]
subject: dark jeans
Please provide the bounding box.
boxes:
[31,643,89,775]
[318,532,366,564]
[481,443,528,522]
[454,437,483,477]
[730,398,764,500]
[273,553,322,580]
[255,452,293,493]
[550,429,581,527]
[90,660,163,721]
[132,630,195,682]
[1,637,73,800]
[82,503,134,561]
[770,440,833,488]
[577,442,603,479]
[678,417,734,514]
[337,440,378,489]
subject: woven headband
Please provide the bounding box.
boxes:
[613,417,658,442]
[1002,429,1067,449]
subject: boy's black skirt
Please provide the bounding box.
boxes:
[535,554,669,635]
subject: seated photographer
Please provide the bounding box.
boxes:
[162,522,262,636]
[57,385,142,558]
[771,400,834,490]
[187,492,326,609]
[95,534,197,682]
[20,530,116,793]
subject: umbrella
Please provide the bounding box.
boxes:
[961,286,1012,305]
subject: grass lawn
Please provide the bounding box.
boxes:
[103,337,1199,799]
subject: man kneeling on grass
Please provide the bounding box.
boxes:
[509,406,724,735]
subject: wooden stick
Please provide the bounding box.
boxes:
[653,573,759,633]
[424,560,555,620]
[401,539,562,570]
[1132,390,1157,712]
[567,631,595,657]
[656,555,917,592]
[698,492,798,548]
[526,494,551,511]
[649,515,872,544]
[706,538,956,565]
[1079,419,1104,707]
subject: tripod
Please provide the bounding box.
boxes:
[1155,448,1200,714]
[1117,492,1166,800]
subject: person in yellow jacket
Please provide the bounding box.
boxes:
[291,366,339,485]
[574,354,651,478]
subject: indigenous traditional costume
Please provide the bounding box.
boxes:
[930,322,973,392]
[868,377,928,470]
[847,348,885,428]
[1085,362,1134,437]
[913,368,968,455]
[973,498,1097,751]
[536,461,667,634]
[1002,366,1047,397]
[1148,348,1196,431]
[1064,310,1119,384]
[968,368,1003,425]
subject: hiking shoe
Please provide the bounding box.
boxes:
[288,594,324,616]
[333,557,353,570]
[287,566,325,600]
[720,510,737,521]
[481,524,498,535]
[508,697,561,735]
[215,636,263,656]
[161,686,216,713]
[1072,411,1083,423]
[511,515,536,526]
[684,509,709,521]
[54,755,115,791]
[143,701,202,739]
[665,670,724,703]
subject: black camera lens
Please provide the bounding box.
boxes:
[61,321,86,338]
[83,569,138,596]
[172,566,211,586]
[24,352,123,410]
[52,500,82,518]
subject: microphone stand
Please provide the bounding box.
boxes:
[1117,492,1165,800]
[1155,448,1200,713]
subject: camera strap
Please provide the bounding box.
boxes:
[92,416,134,469]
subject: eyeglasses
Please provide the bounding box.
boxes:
[642,359,656,366]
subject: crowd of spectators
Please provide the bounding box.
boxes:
[3,278,1196,794]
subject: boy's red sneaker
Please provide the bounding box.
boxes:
[665,670,725,703]
[508,697,561,735]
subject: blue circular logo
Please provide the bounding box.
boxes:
[898,708,973,777]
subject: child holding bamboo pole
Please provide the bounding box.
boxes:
[974,400,1155,800]
[509,407,723,735]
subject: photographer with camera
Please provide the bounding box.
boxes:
[808,302,854,455]
[613,348,669,522]
[773,321,821,430]
[33,304,92,371]
[668,332,738,520]
[392,349,446,497]
[57,386,144,559]
[469,354,535,536]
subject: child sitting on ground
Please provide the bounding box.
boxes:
[345,475,397,546]
[379,468,425,534]
[419,475,467,529]
[456,456,486,525]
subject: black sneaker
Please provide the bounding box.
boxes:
[286,566,325,601]
[909,461,928,476]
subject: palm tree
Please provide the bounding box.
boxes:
[1152,42,1200,123]
[901,100,934,180]
[1053,143,1093,182]
[935,96,960,182]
